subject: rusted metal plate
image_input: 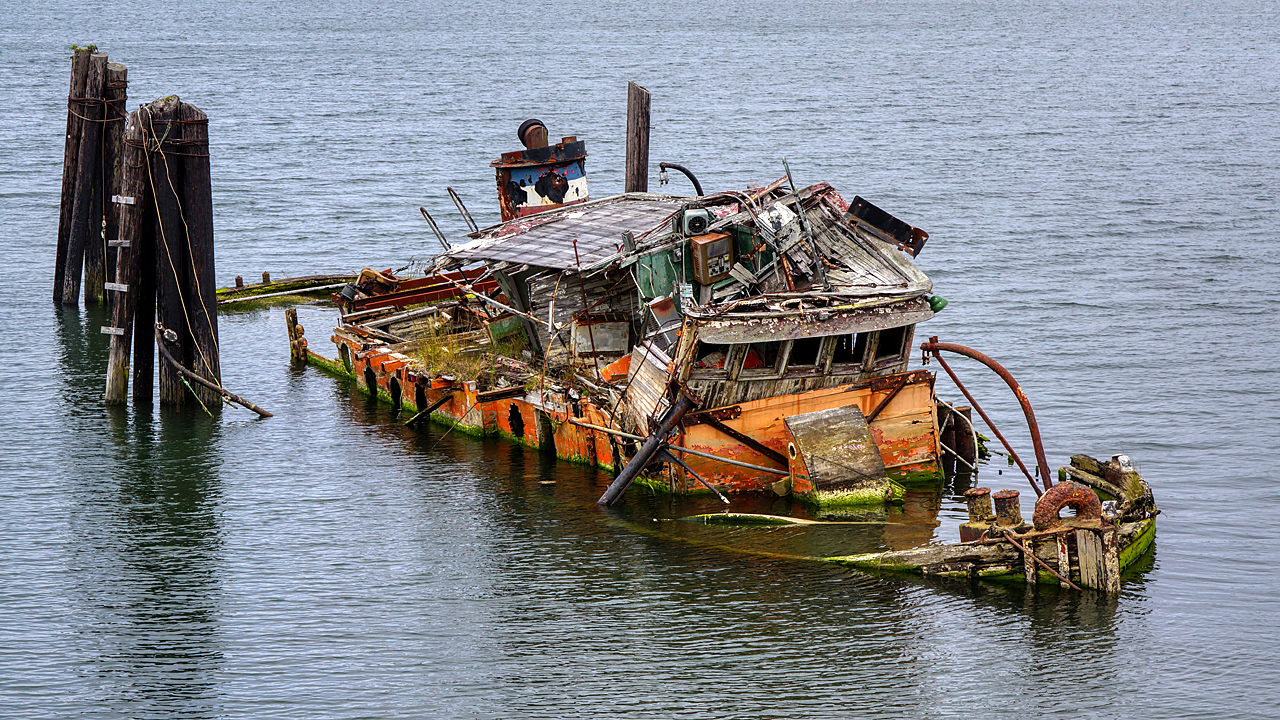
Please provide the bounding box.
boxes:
[785,405,888,493]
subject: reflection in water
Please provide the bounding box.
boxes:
[56,305,226,718]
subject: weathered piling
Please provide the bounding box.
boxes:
[624,81,650,193]
[179,102,221,407]
[60,52,108,306]
[104,109,150,404]
[148,97,190,405]
[54,48,92,304]
[98,62,128,304]
[952,405,977,470]
[131,174,158,406]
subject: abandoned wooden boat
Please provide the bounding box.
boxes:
[284,119,1156,590]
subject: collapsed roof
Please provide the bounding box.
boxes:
[434,180,933,321]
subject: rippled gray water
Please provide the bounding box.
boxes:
[3,1,1279,717]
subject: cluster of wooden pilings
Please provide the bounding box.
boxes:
[54,47,126,308]
[54,48,221,410]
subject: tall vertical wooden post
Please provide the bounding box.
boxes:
[179,102,221,407]
[83,135,106,305]
[97,62,128,308]
[54,48,91,304]
[132,105,159,405]
[148,97,189,406]
[105,110,149,404]
[625,81,650,193]
[60,52,108,306]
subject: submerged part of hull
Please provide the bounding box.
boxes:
[822,455,1159,593]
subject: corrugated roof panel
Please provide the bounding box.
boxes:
[442,194,685,270]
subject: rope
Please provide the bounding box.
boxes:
[66,96,128,124]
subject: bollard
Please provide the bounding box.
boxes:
[959,487,993,542]
[993,489,1023,526]
[963,487,993,522]
[235,275,243,288]
[262,271,271,284]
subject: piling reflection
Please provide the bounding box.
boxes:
[56,309,226,718]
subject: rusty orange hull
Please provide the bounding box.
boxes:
[675,370,942,495]
[315,330,619,469]
[309,328,941,500]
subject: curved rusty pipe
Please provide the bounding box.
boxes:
[921,337,1052,495]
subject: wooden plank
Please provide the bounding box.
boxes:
[1023,538,1038,585]
[1056,534,1073,587]
[1101,526,1122,594]
[1076,529,1103,590]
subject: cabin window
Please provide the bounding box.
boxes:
[830,332,870,368]
[738,340,786,378]
[787,336,825,368]
[693,342,731,370]
[874,325,912,364]
[689,341,734,380]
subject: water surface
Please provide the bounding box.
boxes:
[2,1,1278,717]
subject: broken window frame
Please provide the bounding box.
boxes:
[784,335,828,373]
[869,324,914,373]
[729,341,789,381]
[827,331,872,375]
[688,340,734,380]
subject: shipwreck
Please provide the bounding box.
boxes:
[284,115,1157,593]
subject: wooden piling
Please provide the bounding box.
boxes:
[60,52,108,306]
[54,48,91,304]
[285,307,305,365]
[132,107,159,405]
[939,403,956,477]
[624,81,650,193]
[147,97,190,405]
[179,102,221,407]
[99,62,128,308]
[105,109,149,404]
[953,406,977,469]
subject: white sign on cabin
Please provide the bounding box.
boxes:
[571,314,629,360]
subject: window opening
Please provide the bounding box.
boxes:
[740,340,785,376]
[831,332,869,366]
[788,337,824,367]
[693,342,731,370]
[876,325,909,361]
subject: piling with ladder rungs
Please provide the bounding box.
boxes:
[102,95,221,411]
